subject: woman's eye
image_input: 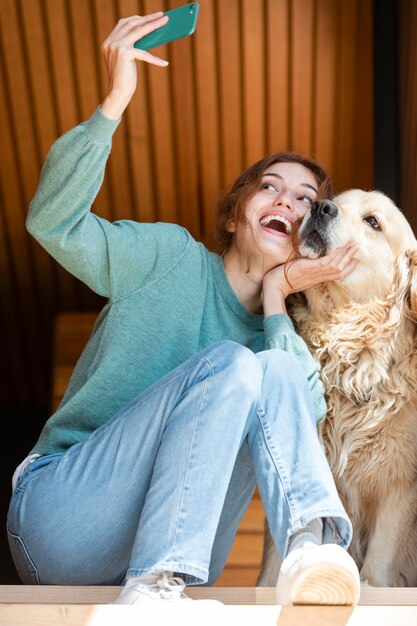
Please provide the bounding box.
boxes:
[261,182,278,192]
[363,215,381,230]
[298,195,314,206]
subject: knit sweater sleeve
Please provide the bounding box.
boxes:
[26,108,189,300]
[263,313,327,424]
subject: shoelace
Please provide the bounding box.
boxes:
[156,573,187,600]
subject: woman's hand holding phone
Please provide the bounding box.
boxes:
[101,13,169,120]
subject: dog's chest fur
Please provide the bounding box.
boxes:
[291,293,417,565]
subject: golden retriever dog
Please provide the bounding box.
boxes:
[257,189,417,588]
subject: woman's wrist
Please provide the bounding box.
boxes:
[262,282,288,316]
[101,90,132,120]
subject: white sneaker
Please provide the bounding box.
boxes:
[276,542,360,606]
[111,572,223,606]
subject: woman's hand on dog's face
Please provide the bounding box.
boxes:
[262,243,359,316]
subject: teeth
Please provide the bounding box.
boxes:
[259,214,292,233]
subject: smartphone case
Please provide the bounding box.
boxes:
[134,3,200,51]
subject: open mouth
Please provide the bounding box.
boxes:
[259,214,292,235]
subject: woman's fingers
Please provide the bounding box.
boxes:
[282,243,359,292]
[100,13,169,117]
[322,243,358,268]
[125,14,169,46]
[132,48,168,67]
[111,12,165,37]
[105,13,168,47]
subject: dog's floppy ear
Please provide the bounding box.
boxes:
[409,249,417,315]
[395,249,417,316]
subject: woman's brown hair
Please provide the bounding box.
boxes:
[215,152,333,254]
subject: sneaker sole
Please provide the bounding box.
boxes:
[290,562,360,606]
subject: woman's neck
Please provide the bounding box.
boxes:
[223,249,264,314]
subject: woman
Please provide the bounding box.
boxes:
[7,13,360,606]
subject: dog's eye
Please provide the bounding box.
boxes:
[363,215,381,231]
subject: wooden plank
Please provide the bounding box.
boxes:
[3,603,417,626]
[53,313,97,365]
[215,567,260,587]
[19,0,73,317]
[333,0,358,192]
[93,0,134,223]
[217,0,243,188]
[313,0,337,172]
[0,604,278,626]
[242,0,266,166]
[238,497,265,532]
[351,0,373,191]
[67,0,113,226]
[43,0,79,135]
[120,0,157,225]
[42,0,79,310]
[290,0,314,155]
[167,0,201,240]
[2,585,417,606]
[226,532,264,566]
[143,0,178,225]
[193,0,221,246]
[266,0,290,154]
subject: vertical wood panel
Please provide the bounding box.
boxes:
[94,0,135,222]
[351,0,373,191]
[313,0,337,170]
[143,0,178,224]
[68,0,113,225]
[333,0,358,193]
[120,0,157,224]
[217,0,243,187]
[193,0,220,244]
[242,0,266,166]
[44,0,80,310]
[168,0,201,238]
[291,0,314,155]
[266,0,290,154]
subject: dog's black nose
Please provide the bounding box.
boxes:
[311,200,338,221]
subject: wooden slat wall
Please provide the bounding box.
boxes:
[399,0,417,233]
[0,0,374,407]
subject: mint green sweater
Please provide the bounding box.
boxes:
[27,108,326,456]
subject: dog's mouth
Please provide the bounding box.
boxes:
[298,220,329,258]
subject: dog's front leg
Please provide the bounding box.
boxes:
[360,489,415,587]
[257,518,281,586]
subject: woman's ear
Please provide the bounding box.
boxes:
[225,219,236,233]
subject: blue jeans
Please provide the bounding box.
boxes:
[7,341,351,586]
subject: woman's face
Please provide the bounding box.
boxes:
[228,162,319,271]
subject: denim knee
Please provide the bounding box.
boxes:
[203,340,263,400]
[256,348,311,394]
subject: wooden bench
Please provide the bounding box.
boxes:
[51,312,267,587]
[1,586,417,626]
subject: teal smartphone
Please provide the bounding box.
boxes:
[134,3,200,51]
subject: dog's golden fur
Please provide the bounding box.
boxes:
[258,189,417,587]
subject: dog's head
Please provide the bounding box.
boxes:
[298,189,417,309]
